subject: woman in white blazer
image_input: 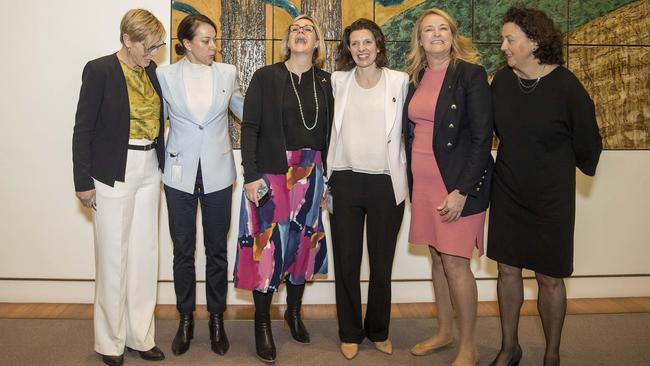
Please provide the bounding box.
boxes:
[326,18,408,360]
[156,14,243,357]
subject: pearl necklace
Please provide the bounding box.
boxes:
[516,64,546,94]
[287,65,319,131]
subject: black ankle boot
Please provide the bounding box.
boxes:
[253,291,276,363]
[171,313,193,356]
[209,313,229,355]
[284,282,310,344]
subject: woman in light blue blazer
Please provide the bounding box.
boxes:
[156,14,243,357]
[326,18,409,360]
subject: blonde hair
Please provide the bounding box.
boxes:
[406,8,480,86]
[120,9,166,50]
[279,15,326,69]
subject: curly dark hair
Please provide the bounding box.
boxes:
[335,18,389,71]
[504,7,565,65]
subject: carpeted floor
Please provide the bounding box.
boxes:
[2,314,649,365]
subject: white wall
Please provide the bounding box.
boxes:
[0,0,649,305]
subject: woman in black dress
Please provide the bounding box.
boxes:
[487,7,602,366]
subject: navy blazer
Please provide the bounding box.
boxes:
[403,60,494,216]
[72,54,165,192]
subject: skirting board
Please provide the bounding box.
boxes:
[1,276,649,304]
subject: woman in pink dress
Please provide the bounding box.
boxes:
[403,8,494,366]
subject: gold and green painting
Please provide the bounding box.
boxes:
[171,0,650,149]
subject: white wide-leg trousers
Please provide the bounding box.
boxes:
[92,140,161,356]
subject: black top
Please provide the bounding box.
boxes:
[486,66,602,277]
[283,65,328,150]
[403,60,494,216]
[72,54,165,192]
[241,62,334,184]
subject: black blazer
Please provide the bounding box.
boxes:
[403,60,494,216]
[240,62,334,184]
[72,54,165,192]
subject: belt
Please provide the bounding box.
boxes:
[128,140,157,151]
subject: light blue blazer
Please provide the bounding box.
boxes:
[157,58,244,194]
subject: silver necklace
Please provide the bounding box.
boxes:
[287,65,319,131]
[516,64,546,94]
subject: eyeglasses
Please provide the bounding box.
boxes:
[289,24,315,34]
[144,42,166,55]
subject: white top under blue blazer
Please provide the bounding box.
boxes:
[327,67,409,205]
[157,58,244,194]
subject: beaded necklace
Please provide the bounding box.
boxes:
[287,66,319,131]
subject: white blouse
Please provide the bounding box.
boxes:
[183,59,213,122]
[331,73,389,174]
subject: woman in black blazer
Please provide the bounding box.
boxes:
[233,14,333,363]
[403,8,493,366]
[72,9,166,366]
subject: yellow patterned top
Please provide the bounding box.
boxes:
[119,60,160,140]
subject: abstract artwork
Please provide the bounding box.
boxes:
[171,0,650,149]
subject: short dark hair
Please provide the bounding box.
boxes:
[335,18,389,71]
[175,13,217,56]
[504,7,565,65]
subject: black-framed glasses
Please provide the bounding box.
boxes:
[289,24,315,34]
[145,42,166,55]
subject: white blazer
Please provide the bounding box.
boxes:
[157,58,244,194]
[327,67,409,205]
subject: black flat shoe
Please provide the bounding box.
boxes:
[172,313,194,356]
[100,354,124,366]
[209,312,230,355]
[127,345,165,361]
[489,344,522,366]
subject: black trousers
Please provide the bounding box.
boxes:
[164,165,232,314]
[329,170,404,343]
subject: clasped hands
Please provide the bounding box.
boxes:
[437,189,467,223]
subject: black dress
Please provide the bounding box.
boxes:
[486,66,602,278]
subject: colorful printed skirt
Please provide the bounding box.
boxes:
[234,149,328,292]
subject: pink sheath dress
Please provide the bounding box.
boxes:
[407,67,485,259]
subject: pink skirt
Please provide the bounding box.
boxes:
[409,128,485,259]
